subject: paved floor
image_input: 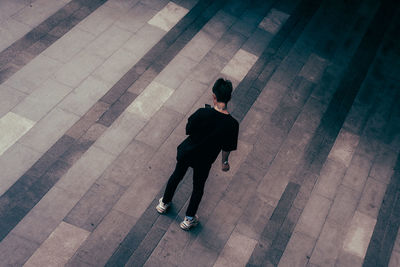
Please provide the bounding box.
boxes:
[0,0,399,266]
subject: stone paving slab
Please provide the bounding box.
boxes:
[0,0,399,266]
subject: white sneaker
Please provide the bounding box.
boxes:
[156,198,170,214]
[180,215,199,230]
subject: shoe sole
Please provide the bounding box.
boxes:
[180,220,198,230]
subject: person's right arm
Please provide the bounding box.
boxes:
[221,150,230,172]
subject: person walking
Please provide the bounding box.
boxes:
[156,78,239,230]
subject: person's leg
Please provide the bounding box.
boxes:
[162,160,190,203]
[185,164,211,217]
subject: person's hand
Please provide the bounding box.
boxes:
[222,161,230,172]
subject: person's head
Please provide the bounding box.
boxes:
[212,78,232,104]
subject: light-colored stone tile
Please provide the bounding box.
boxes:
[188,52,229,86]
[0,112,35,155]
[0,17,31,51]
[12,0,70,27]
[309,220,346,267]
[44,28,96,63]
[259,8,290,34]
[12,210,61,245]
[147,131,183,176]
[12,79,72,122]
[278,231,316,267]
[136,107,184,148]
[23,222,89,267]
[328,129,360,167]
[314,158,347,200]
[53,50,105,88]
[18,108,79,153]
[213,230,257,267]
[0,0,26,21]
[295,193,332,239]
[163,78,209,115]
[56,145,116,197]
[0,84,27,118]
[114,2,158,33]
[123,23,165,56]
[58,76,111,116]
[140,0,169,9]
[180,30,219,62]
[93,47,140,85]
[0,143,40,196]
[328,185,359,227]
[343,211,376,258]
[342,153,373,192]
[357,177,386,219]
[113,168,165,218]
[202,10,236,39]
[77,5,120,36]
[389,251,400,267]
[5,55,62,94]
[105,0,140,11]
[31,186,81,222]
[155,54,198,89]
[393,228,400,253]
[84,25,133,59]
[147,1,188,32]
[221,49,258,83]
[127,81,174,120]
[336,250,363,267]
[95,111,147,156]
[101,140,156,187]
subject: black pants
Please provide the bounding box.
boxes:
[162,160,211,217]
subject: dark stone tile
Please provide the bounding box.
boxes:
[231,10,263,37]
[0,64,18,83]
[60,139,94,165]
[66,102,109,140]
[246,241,271,267]
[269,182,300,224]
[63,0,82,15]
[280,206,302,235]
[98,92,137,127]
[222,0,248,17]
[0,233,39,266]
[49,16,80,38]
[26,24,48,42]
[212,29,247,59]
[42,160,71,184]
[100,70,139,104]
[127,66,159,94]
[81,123,107,143]
[47,135,76,158]
[26,152,58,178]
[70,6,91,20]
[10,51,35,67]
[125,226,165,266]
[104,246,134,267]
[25,34,58,55]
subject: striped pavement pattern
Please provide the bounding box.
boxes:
[0,0,399,266]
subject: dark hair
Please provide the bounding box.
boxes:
[212,78,232,103]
